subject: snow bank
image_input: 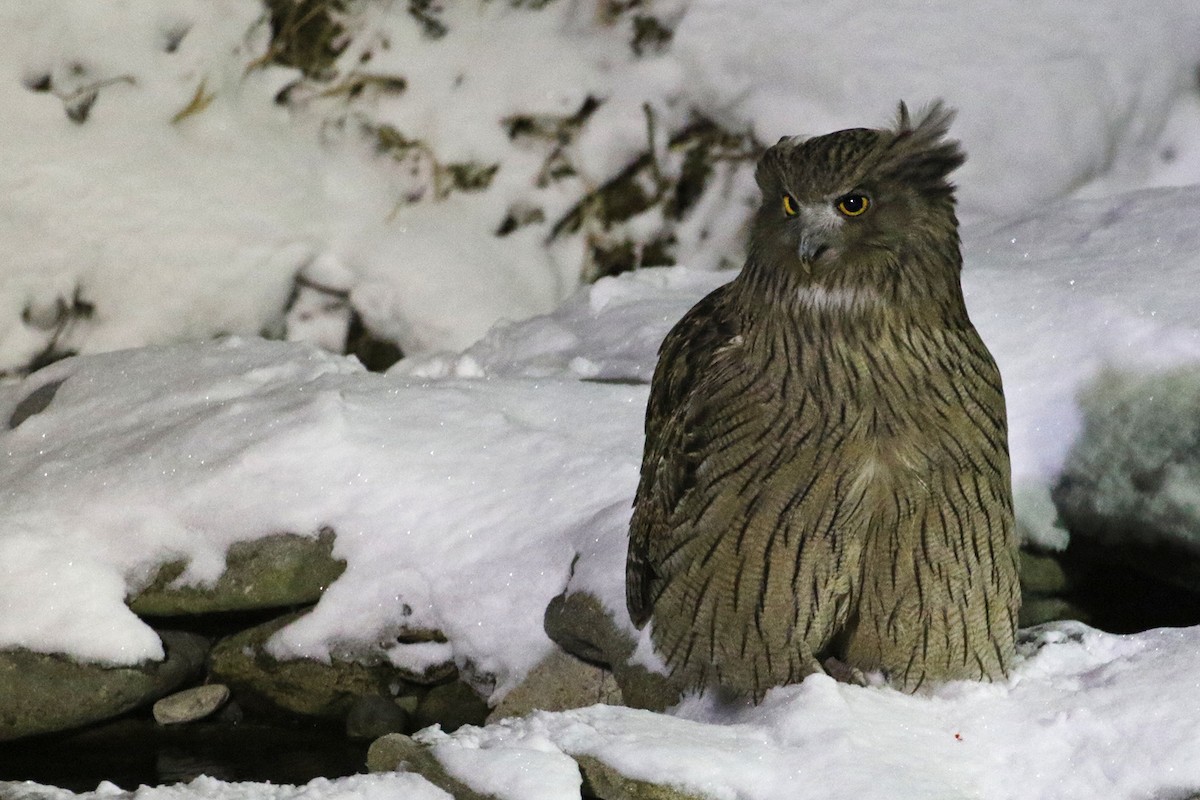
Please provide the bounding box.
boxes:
[419,622,1200,800]
[402,182,1200,551]
[964,185,1200,547]
[4,1,1200,372]
[3,772,452,800]
[4,181,1199,678]
[672,1,1200,218]
[0,337,644,692]
[0,1,329,367]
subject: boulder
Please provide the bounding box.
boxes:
[1052,367,1200,629]
[487,646,622,724]
[367,733,710,800]
[1017,548,1086,627]
[128,529,346,616]
[367,733,496,800]
[0,631,208,741]
[209,611,455,719]
[346,694,412,741]
[576,755,711,800]
[1054,368,1200,591]
[412,680,489,734]
[544,590,679,712]
[1019,549,1071,597]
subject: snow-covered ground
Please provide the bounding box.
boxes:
[4,0,1200,798]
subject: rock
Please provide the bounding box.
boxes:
[128,528,346,616]
[8,378,65,428]
[0,631,208,741]
[367,733,496,800]
[153,683,230,725]
[209,611,453,719]
[1019,597,1088,628]
[544,591,633,667]
[346,694,410,741]
[487,647,622,724]
[1054,367,1200,594]
[544,590,679,712]
[576,754,710,800]
[1019,548,1072,596]
[366,732,708,800]
[413,680,489,734]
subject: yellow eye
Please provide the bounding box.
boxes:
[836,193,870,217]
[782,194,798,217]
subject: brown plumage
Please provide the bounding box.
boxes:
[626,102,1019,699]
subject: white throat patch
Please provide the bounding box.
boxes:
[796,284,883,311]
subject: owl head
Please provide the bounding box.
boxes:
[747,102,967,314]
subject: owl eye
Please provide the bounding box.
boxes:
[835,193,870,217]
[782,194,798,217]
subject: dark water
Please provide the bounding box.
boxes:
[0,717,368,792]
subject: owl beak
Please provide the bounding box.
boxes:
[795,205,840,263]
[798,236,830,263]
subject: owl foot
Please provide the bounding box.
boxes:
[822,656,867,686]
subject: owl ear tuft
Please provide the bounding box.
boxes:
[881,99,965,199]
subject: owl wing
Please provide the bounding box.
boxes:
[627,282,740,627]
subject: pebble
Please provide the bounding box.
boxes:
[153,684,231,725]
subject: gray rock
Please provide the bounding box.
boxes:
[0,631,208,741]
[8,378,65,429]
[1019,597,1088,628]
[1054,367,1200,593]
[346,694,410,741]
[367,733,496,800]
[487,647,622,724]
[1019,549,1071,596]
[366,732,710,800]
[209,611,453,719]
[577,754,711,800]
[128,528,346,616]
[413,680,489,734]
[153,683,230,725]
[544,590,680,712]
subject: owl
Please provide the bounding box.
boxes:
[626,102,1019,699]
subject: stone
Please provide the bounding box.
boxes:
[366,732,708,800]
[209,611,454,719]
[413,680,489,734]
[1019,597,1088,628]
[576,755,710,800]
[544,590,680,712]
[0,631,208,741]
[152,683,230,725]
[544,591,634,667]
[487,647,622,724]
[346,694,410,741]
[8,378,65,429]
[367,733,496,800]
[1019,548,1071,596]
[128,528,346,616]
[1054,367,1200,594]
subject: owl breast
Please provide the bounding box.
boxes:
[645,314,1012,697]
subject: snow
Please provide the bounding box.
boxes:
[671,2,1200,219]
[2,773,451,800]
[4,0,1200,798]
[418,622,1200,800]
[0,337,645,689]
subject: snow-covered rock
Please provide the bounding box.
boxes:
[1054,366,1200,594]
[402,622,1200,800]
[126,530,345,616]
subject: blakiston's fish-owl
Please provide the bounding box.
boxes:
[626,102,1019,699]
